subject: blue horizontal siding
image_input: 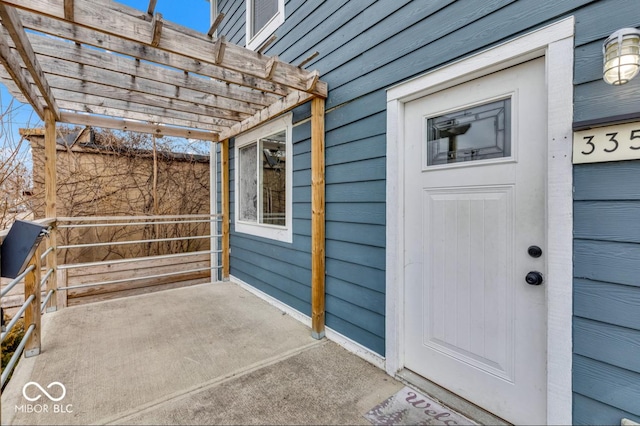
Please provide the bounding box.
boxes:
[325,240,384,271]
[574,162,640,201]
[325,312,385,356]
[325,258,386,294]
[573,0,639,47]
[231,234,310,268]
[574,41,603,85]
[574,393,640,426]
[232,268,310,317]
[326,112,387,148]
[231,245,311,285]
[322,0,512,92]
[573,317,640,374]
[265,0,361,59]
[573,355,640,416]
[575,80,640,123]
[574,240,640,287]
[572,1,640,414]
[326,134,386,166]
[326,157,386,185]
[327,181,386,203]
[326,277,384,316]
[324,0,592,108]
[326,222,385,247]
[217,0,244,45]
[574,279,640,331]
[293,140,386,174]
[326,203,385,226]
[325,294,384,337]
[294,181,386,204]
[574,201,640,243]
[231,255,310,303]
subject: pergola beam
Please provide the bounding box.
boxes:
[0,26,44,117]
[60,111,219,141]
[0,4,59,119]
[219,90,314,141]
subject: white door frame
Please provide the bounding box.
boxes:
[385,17,574,425]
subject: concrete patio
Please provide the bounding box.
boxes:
[1,282,404,425]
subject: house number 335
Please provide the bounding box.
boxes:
[573,123,640,164]
[581,130,640,155]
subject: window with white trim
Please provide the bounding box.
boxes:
[246,0,284,50]
[234,114,292,242]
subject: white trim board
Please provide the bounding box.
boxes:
[230,275,386,370]
[385,17,574,426]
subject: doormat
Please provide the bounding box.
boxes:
[364,386,476,425]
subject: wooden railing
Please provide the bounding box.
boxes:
[0,214,223,388]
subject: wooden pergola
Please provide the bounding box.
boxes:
[0,0,328,337]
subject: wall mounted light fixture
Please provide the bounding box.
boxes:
[603,27,640,85]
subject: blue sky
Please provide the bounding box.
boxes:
[0,0,212,160]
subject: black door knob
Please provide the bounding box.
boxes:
[525,271,544,285]
[528,245,543,258]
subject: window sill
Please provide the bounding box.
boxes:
[235,221,292,243]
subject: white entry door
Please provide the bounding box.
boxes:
[403,58,547,424]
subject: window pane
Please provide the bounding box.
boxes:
[426,98,511,166]
[239,142,257,222]
[252,0,278,38]
[260,130,286,226]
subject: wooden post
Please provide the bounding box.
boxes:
[44,109,57,216]
[221,139,230,281]
[44,108,58,310]
[24,252,42,357]
[311,97,325,339]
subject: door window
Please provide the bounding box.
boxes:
[426,98,511,166]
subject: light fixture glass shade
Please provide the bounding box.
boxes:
[603,28,640,85]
